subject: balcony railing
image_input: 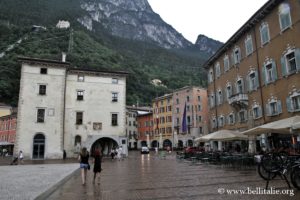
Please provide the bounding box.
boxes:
[228,93,248,108]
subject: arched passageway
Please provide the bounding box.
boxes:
[91,137,118,157]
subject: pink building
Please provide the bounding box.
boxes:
[172,86,209,147]
[0,113,17,153]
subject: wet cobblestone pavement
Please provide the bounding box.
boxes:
[46,151,299,200]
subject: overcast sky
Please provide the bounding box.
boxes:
[148,0,268,43]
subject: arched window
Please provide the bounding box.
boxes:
[32,133,45,159]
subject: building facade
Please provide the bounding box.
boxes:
[15,57,128,159]
[0,103,12,117]
[173,86,209,148]
[204,0,300,152]
[125,106,151,150]
[0,113,17,153]
[137,111,153,148]
[152,94,173,149]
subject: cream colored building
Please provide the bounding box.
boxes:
[15,57,128,159]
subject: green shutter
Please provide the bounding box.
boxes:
[281,56,287,77]
[272,61,278,80]
[265,104,270,116]
[277,100,282,114]
[286,97,292,112]
[295,48,300,71]
[262,64,266,85]
[255,71,259,89]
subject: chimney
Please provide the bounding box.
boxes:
[62,52,66,62]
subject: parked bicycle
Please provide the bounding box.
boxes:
[257,151,300,189]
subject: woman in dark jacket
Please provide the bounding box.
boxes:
[78,147,89,185]
[93,147,102,184]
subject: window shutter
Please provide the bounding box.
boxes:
[262,65,266,85]
[255,71,259,89]
[281,56,287,77]
[224,88,227,102]
[241,79,245,93]
[233,113,236,124]
[265,104,270,116]
[272,61,278,81]
[258,106,262,117]
[277,100,282,114]
[295,48,300,71]
[245,75,250,92]
[286,97,292,112]
[231,52,235,66]
[244,110,248,121]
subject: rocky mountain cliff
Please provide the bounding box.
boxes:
[78,0,192,49]
[194,34,223,55]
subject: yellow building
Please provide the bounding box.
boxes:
[152,94,173,149]
[0,103,12,117]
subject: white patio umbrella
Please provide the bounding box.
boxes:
[194,130,248,142]
[242,115,300,136]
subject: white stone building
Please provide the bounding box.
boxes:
[56,20,70,29]
[15,57,128,159]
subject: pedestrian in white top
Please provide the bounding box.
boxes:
[19,150,24,165]
[117,146,122,161]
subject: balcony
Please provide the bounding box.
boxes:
[228,93,248,109]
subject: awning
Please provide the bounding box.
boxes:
[242,115,300,136]
[195,129,248,142]
[0,141,14,146]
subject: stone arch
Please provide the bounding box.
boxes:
[90,137,118,157]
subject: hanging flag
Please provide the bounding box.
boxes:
[182,102,187,133]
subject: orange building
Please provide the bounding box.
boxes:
[204,0,300,152]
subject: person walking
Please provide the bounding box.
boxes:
[19,151,24,164]
[78,147,90,185]
[117,146,122,161]
[93,147,102,184]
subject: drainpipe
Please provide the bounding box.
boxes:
[253,26,266,124]
[62,53,68,153]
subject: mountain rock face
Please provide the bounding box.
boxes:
[78,0,192,49]
[194,34,223,55]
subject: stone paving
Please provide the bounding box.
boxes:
[46,152,299,200]
[0,163,78,200]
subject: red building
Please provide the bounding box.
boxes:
[0,113,17,153]
[137,112,153,148]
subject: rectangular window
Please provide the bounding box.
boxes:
[76,112,83,125]
[292,96,300,110]
[198,96,201,101]
[224,56,229,71]
[112,114,118,126]
[39,85,46,95]
[237,80,243,93]
[176,99,179,104]
[249,72,256,91]
[245,36,253,56]
[266,63,274,82]
[270,102,277,115]
[40,68,47,74]
[260,24,270,45]
[229,114,234,124]
[239,111,245,123]
[112,92,118,102]
[253,107,260,119]
[112,78,118,84]
[234,48,241,64]
[78,74,84,82]
[279,6,291,31]
[37,109,45,123]
[286,52,296,73]
[77,91,84,101]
